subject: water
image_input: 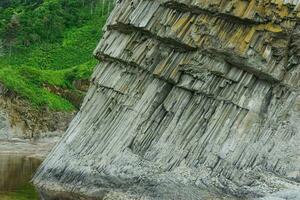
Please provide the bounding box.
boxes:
[0,154,41,200]
[0,154,238,200]
[0,154,100,200]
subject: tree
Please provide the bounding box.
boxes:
[3,14,20,57]
[0,39,4,57]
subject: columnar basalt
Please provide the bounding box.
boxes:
[34,1,300,199]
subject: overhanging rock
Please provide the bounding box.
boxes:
[34,1,300,199]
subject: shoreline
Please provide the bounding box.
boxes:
[0,137,59,159]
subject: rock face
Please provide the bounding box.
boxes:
[34,0,300,199]
[0,83,75,140]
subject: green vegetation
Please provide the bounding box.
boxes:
[0,184,39,200]
[0,0,113,111]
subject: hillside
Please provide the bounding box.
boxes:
[0,0,113,111]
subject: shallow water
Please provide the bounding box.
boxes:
[0,154,100,200]
[0,154,41,200]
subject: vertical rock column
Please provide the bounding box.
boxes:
[34,0,300,199]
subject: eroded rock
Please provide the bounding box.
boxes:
[34,1,300,199]
[0,83,75,140]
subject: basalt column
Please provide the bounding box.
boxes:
[34,1,300,199]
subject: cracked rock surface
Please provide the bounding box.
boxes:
[34,0,300,199]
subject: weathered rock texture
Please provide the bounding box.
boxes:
[34,0,300,199]
[0,83,75,140]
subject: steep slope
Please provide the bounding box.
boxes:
[34,0,300,199]
[0,83,74,140]
[0,0,112,111]
[0,0,112,139]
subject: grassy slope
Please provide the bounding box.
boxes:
[0,7,108,111]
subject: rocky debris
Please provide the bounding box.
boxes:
[34,0,300,199]
[257,189,300,200]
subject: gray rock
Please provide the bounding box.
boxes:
[257,189,300,200]
[34,0,300,199]
[0,110,11,139]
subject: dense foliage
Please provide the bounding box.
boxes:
[0,0,113,111]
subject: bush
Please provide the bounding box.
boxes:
[0,0,112,111]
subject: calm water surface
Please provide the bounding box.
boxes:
[0,154,99,200]
[0,154,41,200]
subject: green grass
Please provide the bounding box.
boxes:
[0,67,75,111]
[0,13,107,111]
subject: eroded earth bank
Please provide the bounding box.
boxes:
[34,0,300,199]
[0,83,76,158]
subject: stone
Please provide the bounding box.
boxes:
[34,1,300,199]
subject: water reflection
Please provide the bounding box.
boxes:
[0,154,99,200]
[0,154,41,200]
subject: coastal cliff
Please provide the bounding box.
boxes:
[34,0,300,199]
